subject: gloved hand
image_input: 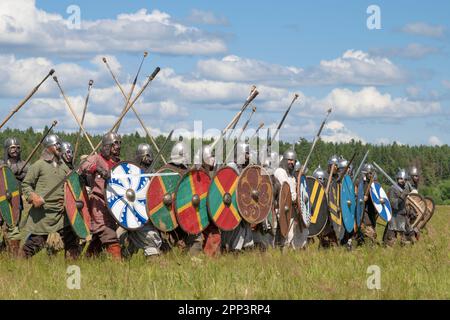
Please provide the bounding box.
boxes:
[96,167,111,180]
[28,192,45,208]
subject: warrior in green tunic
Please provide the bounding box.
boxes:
[0,137,29,256]
[20,134,81,259]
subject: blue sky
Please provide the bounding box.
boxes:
[0,0,449,146]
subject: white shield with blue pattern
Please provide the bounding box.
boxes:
[105,161,150,230]
[369,182,392,222]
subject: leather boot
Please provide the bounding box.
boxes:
[203,230,221,257]
[65,247,81,260]
[105,243,122,261]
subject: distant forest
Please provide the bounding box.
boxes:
[1,127,449,204]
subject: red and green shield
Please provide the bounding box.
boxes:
[64,172,91,239]
[174,169,211,235]
[207,166,241,231]
[146,167,181,232]
[0,165,21,227]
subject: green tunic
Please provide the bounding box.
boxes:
[22,157,70,235]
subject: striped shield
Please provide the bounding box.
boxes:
[306,176,328,238]
[146,166,182,232]
[64,172,91,239]
[0,165,20,227]
[207,166,241,231]
[369,182,392,222]
[328,180,345,240]
[174,169,211,235]
[105,161,150,230]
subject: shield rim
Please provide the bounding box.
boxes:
[0,165,21,227]
[278,181,293,238]
[235,164,274,224]
[420,196,435,229]
[340,174,356,233]
[406,193,427,229]
[328,179,345,241]
[206,165,241,232]
[146,165,181,232]
[64,171,91,239]
[369,182,392,222]
[305,176,329,238]
[103,160,149,231]
[173,167,211,235]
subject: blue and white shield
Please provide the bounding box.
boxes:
[369,182,392,222]
[340,175,356,233]
[298,175,311,227]
[355,179,365,230]
[105,161,150,230]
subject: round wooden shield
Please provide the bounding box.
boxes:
[328,180,345,241]
[355,179,365,231]
[297,175,311,227]
[306,176,328,238]
[146,166,181,232]
[207,166,241,231]
[0,165,20,227]
[369,182,392,222]
[174,169,211,235]
[278,182,293,238]
[105,161,150,230]
[236,165,273,224]
[340,175,356,233]
[419,197,435,229]
[405,193,427,229]
[64,172,91,239]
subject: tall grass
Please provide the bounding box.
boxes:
[1,207,448,300]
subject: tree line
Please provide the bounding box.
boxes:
[1,127,449,204]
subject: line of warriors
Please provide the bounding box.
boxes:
[0,132,430,260]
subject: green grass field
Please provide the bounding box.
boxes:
[1,206,448,300]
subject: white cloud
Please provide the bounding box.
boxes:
[0,0,227,57]
[401,22,446,38]
[306,86,441,118]
[0,54,114,98]
[321,121,365,143]
[428,135,443,146]
[187,9,229,26]
[197,50,406,86]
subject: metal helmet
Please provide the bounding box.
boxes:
[409,166,420,177]
[102,132,121,147]
[136,143,153,161]
[396,168,407,180]
[294,160,301,172]
[262,151,279,171]
[362,163,374,174]
[61,141,73,157]
[170,141,189,165]
[43,134,61,148]
[283,149,297,162]
[194,144,214,167]
[328,155,339,166]
[338,156,348,170]
[236,141,249,164]
[4,137,20,150]
[313,165,326,182]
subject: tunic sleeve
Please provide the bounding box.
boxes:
[22,161,40,200]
